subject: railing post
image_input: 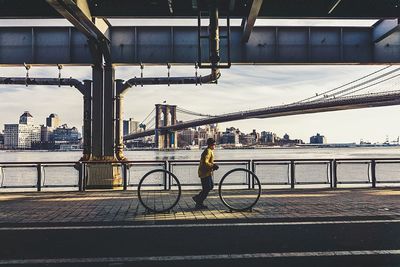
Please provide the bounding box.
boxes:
[164,161,168,190]
[371,160,376,188]
[290,161,295,189]
[251,160,255,189]
[122,163,128,191]
[332,159,337,188]
[329,160,333,189]
[37,164,42,192]
[78,162,83,192]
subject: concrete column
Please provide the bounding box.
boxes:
[91,64,104,158]
[103,65,115,159]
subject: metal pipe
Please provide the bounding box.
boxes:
[209,0,220,80]
[0,77,85,93]
[120,72,220,92]
[115,80,127,161]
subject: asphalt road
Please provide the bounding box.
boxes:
[0,218,399,267]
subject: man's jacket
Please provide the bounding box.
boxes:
[198,147,214,178]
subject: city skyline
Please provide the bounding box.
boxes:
[0,65,400,144]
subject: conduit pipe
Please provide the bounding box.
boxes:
[0,77,86,93]
[0,77,92,160]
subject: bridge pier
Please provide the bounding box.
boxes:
[155,104,178,149]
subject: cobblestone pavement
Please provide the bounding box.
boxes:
[0,188,399,224]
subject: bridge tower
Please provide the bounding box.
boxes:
[155,104,178,149]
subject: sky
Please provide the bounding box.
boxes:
[0,18,398,144]
[0,64,399,144]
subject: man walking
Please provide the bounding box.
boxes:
[192,138,219,209]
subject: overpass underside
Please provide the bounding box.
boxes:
[1,23,400,65]
[1,0,400,187]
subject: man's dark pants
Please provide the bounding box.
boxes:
[194,176,214,204]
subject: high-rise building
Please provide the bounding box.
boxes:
[52,124,81,142]
[123,118,139,136]
[178,128,196,147]
[310,133,327,144]
[0,132,4,149]
[4,111,40,149]
[220,127,240,145]
[261,131,276,144]
[46,113,60,128]
[41,125,53,142]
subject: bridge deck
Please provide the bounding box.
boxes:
[0,188,398,224]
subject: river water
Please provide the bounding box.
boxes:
[0,146,399,162]
[0,147,399,190]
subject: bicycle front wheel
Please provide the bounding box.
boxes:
[138,169,181,213]
[218,168,261,212]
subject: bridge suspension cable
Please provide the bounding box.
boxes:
[139,107,156,129]
[176,107,217,118]
[295,65,394,103]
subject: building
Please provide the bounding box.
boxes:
[310,133,327,144]
[260,131,276,144]
[41,125,53,142]
[123,118,139,136]
[0,133,4,149]
[4,111,41,149]
[220,127,240,145]
[52,124,81,142]
[178,128,196,147]
[46,113,60,128]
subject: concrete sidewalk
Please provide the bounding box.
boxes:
[0,188,399,225]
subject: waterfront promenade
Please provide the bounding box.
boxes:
[0,188,399,266]
[0,188,399,224]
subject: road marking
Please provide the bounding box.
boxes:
[0,219,399,231]
[0,249,399,265]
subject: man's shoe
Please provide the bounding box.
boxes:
[192,195,199,204]
[195,203,208,209]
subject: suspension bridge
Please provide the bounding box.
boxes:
[125,65,400,148]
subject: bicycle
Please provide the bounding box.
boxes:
[138,167,261,213]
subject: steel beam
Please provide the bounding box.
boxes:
[46,0,111,64]
[2,25,400,64]
[373,19,400,43]
[241,0,263,43]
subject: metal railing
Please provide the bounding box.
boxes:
[0,158,399,192]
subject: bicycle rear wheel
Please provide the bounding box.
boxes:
[218,168,261,212]
[138,169,181,213]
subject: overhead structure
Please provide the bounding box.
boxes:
[1,0,400,187]
[241,0,263,42]
[1,0,400,18]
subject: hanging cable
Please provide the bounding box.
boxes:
[57,64,63,87]
[323,67,400,100]
[339,73,400,98]
[139,107,156,126]
[295,65,393,103]
[24,63,31,87]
